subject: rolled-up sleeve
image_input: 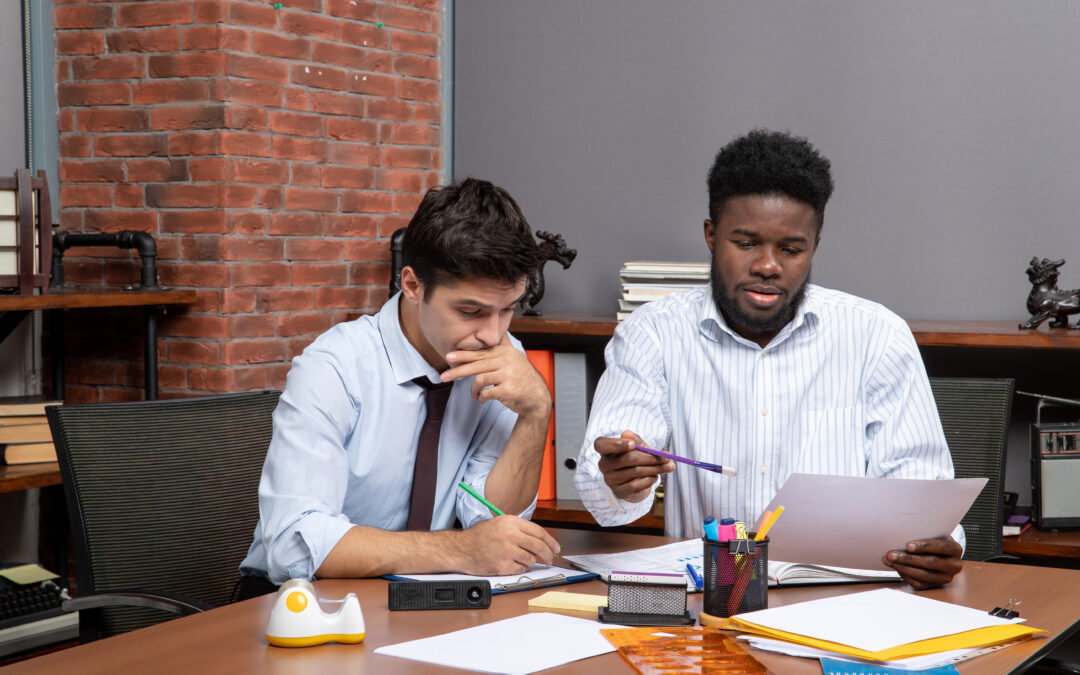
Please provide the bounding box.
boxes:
[456,400,536,528]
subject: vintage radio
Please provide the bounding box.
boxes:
[1029,393,1080,529]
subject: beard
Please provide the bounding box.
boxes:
[710,260,810,338]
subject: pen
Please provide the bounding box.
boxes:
[633,445,737,476]
[755,505,784,542]
[703,516,720,541]
[685,563,703,589]
[457,481,505,516]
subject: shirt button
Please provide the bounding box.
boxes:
[759,465,768,474]
[760,407,769,416]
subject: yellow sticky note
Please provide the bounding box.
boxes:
[0,564,59,585]
[528,591,608,613]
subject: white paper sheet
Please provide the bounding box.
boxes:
[735,588,1017,653]
[762,473,986,570]
[373,612,619,674]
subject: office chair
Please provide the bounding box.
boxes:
[46,390,280,641]
[928,377,1014,562]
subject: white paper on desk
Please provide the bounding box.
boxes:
[740,636,976,670]
[373,612,620,674]
[762,473,986,570]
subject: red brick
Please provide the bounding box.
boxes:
[285,87,309,111]
[77,109,148,132]
[322,166,374,189]
[413,102,440,124]
[58,110,74,132]
[308,90,361,117]
[57,32,105,56]
[156,236,182,260]
[343,239,388,261]
[316,287,368,310]
[116,1,191,27]
[284,188,338,212]
[56,60,71,84]
[392,123,439,146]
[228,315,276,338]
[393,54,439,80]
[378,5,431,32]
[161,210,229,234]
[268,212,323,236]
[232,263,293,287]
[60,259,101,283]
[180,235,223,261]
[222,27,251,51]
[229,1,279,29]
[190,158,227,181]
[274,137,328,162]
[252,31,311,60]
[230,158,288,184]
[312,42,368,70]
[221,237,284,261]
[286,239,341,261]
[187,289,221,312]
[169,340,221,365]
[61,184,112,208]
[84,209,158,232]
[107,27,181,52]
[377,123,393,144]
[224,339,288,365]
[148,53,226,78]
[73,54,146,80]
[58,83,131,106]
[257,186,283,210]
[182,25,225,51]
[59,135,92,157]
[133,80,211,105]
[291,164,320,186]
[282,13,337,39]
[229,212,267,235]
[339,23,390,50]
[256,289,314,312]
[269,111,325,138]
[327,118,377,142]
[153,364,188,390]
[392,192,423,214]
[227,53,289,83]
[327,214,378,237]
[327,0,377,23]
[222,185,258,207]
[277,312,332,337]
[159,262,229,287]
[286,337,315,359]
[280,0,321,11]
[328,142,379,166]
[150,104,227,130]
[268,364,291,389]
[55,5,112,29]
[341,191,392,213]
[170,131,221,155]
[222,289,257,313]
[365,97,412,121]
[213,134,268,161]
[114,184,144,207]
[61,160,126,182]
[95,134,169,157]
[350,262,391,285]
[366,49,393,73]
[375,168,423,192]
[127,159,189,182]
[291,263,348,286]
[233,366,271,390]
[187,367,231,392]
[147,184,221,208]
[347,72,396,98]
[290,64,347,91]
[391,31,439,57]
[383,147,431,169]
[225,105,268,131]
[194,0,228,23]
[397,0,440,10]
[398,78,439,102]
[218,79,282,107]
[168,318,229,342]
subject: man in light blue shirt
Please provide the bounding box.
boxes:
[240,179,560,590]
[576,130,964,589]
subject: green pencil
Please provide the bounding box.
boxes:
[457,480,505,516]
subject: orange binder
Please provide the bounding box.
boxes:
[526,350,557,500]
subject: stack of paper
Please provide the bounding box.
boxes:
[618,261,708,320]
[723,588,1045,663]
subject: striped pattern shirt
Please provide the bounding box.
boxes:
[575,284,961,547]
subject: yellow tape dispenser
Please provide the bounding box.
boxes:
[265,578,365,647]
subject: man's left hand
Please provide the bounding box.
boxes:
[883,536,963,590]
[441,335,551,420]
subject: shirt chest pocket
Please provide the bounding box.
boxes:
[795,407,867,474]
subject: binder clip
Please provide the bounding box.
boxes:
[989,597,1021,619]
[598,571,695,626]
[266,578,365,647]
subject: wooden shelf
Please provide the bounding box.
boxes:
[0,288,198,312]
[533,498,664,533]
[1003,527,1080,560]
[0,462,61,494]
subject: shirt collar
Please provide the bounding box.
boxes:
[697,283,820,348]
[378,292,443,386]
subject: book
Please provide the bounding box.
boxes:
[1003,514,1031,537]
[554,352,588,500]
[0,396,62,417]
[0,442,56,464]
[0,423,52,445]
[622,261,710,274]
[525,350,557,501]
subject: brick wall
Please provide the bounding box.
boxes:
[53,0,442,401]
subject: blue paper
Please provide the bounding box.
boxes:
[820,657,960,675]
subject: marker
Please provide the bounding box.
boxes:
[703,516,720,541]
[755,505,785,542]
[685,563,703,589]
[718,517,737,541]
[633,445,737,476]
[457,481,505,516]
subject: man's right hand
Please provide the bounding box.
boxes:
[594,431,675,502]
[452,516,561,576]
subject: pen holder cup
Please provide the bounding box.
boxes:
[702,536,768,618]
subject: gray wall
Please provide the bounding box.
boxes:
[454,0,1080,319]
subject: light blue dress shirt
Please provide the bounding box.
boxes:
[241,293,531,583]
[575,284,963,548]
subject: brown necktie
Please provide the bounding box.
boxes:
[406,376,454,530]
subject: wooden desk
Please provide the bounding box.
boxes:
[7,529,1080,674]
[0,463,61,494]
[0,289,197,400]
[1004,527,1080,561]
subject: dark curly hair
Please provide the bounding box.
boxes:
[402,178,541,299]
[707,129,834,230]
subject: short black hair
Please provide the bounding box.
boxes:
[707,129,834,230]
[402,178,540,297]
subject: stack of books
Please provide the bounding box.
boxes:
[0,397,61,465]
[618,261,709,321]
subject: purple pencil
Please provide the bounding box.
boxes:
[634,445,737,477]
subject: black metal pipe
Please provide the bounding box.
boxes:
[52,230,159,290]
[389,227,406,296]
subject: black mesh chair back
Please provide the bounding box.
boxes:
[47,390,280,640]
[929,377,1014,562]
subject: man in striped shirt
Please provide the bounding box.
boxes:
[575,129,963,589]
